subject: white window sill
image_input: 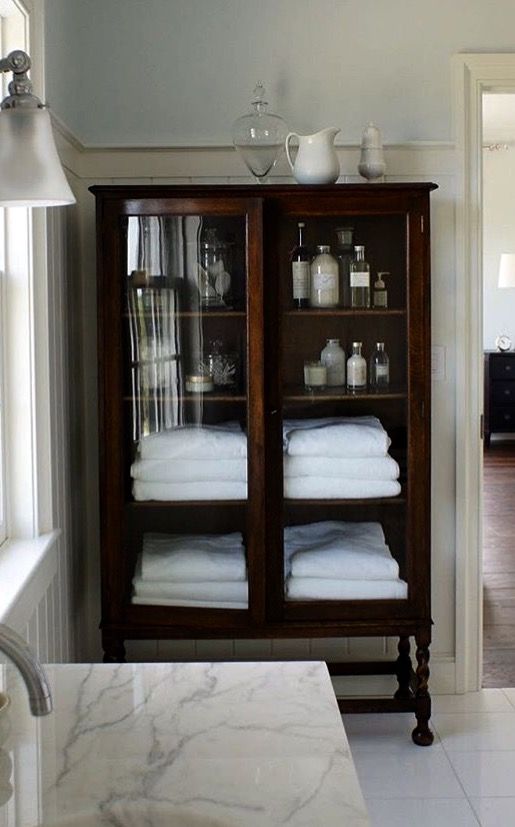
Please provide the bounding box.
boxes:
[0,530,60,623]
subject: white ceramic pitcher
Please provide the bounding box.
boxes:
[285,127,340,184]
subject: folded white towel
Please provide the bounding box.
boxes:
[290,542,399,581]
[284,520,386,548]
[133,576,248,603]
[131,457,247,483]
[133,480,247,501]
[132,596,248,609]
[140,533,246,581]
[283,416,391,458]
[285,576,408,600]
[138,422,247,460]
[284,477,401,499]
[284,455,399,480]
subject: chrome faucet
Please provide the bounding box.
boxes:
[0,623,52,715]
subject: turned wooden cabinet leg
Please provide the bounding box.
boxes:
[102,635,126,663]
[394,636,413,700]
[412,628,434,746]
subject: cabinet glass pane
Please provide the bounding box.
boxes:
[278,213,408,604]
[123,211,249,611]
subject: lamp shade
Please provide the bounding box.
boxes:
[498,253,515,288]
[0,107,75,206]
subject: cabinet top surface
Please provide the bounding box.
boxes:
[90,182,438,198]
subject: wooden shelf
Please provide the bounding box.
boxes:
[283,384,406,401]
[124,393,246,402]
[123,310,246,319]
[283,308,406,317]
[127,499,247,507]
[285,495,406,506]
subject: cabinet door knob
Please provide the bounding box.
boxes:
[505,389,512,396]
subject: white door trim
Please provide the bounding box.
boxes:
[453,53,515,692]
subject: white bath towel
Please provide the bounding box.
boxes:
[285,576,408,600]
[133,479,247,501]
[131,457,247,483]
[140,533,246,581]
[284,455,399,480]
[133,575,248,604]
[138,421,247,460]
[284,477,401,499]
[283,416,391,458]
[132,596,248,609]
[289,541,399,581]
[284,520,386,548]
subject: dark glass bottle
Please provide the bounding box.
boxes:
[290,221,310,309]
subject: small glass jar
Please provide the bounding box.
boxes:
[310,245,339,308]
[346,342,367,390]
[320,338,346,386]
[369,342,390,387]
[304,360,327,390]
[207,348,240,388]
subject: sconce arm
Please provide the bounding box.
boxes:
[0,50,42,110]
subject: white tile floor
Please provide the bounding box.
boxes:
[343,689,515,826]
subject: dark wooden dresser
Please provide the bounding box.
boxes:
[484,350,515,447]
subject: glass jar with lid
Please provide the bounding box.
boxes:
[320,338,346,386]
[310,245,339,307]
[232,83,288,182]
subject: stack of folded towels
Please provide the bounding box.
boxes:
[283,416,400,499]
[132,531,248,608]
[131,422,247,501]
[284,520,407,600]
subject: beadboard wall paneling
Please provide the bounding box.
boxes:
[62,135,458,693]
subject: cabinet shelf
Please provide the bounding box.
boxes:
[284,495,406,506]
[124,393,246,402]
[283,308,406,317]
[127,499,247,508]
[123,310,246,319]
[283,384,406,402]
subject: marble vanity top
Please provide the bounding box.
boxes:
[0,660,368,826]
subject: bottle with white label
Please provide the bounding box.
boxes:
[290,221,310,309]
[320,338,346,386]
[373,271,389,308]
[310,245,339,307]
[347,341,367,390]
[369,342,390,387]
[350,245,371,308]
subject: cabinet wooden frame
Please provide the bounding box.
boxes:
[92,183,436,745]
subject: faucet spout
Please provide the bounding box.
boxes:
[0,623,52,716]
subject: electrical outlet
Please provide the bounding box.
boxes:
[431,346,446,381]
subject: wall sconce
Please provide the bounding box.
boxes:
[0,50,75,207]
[498,253,515,289]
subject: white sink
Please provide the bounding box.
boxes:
[41,804,235,827]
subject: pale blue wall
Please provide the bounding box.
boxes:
[45,0,515,145]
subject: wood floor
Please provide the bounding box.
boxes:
[483,440,515,687]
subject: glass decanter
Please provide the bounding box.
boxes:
[232,83,288,182]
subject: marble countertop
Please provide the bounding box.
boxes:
[0,660,368,826]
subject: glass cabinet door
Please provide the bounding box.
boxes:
[270,203,412,620]
[118,198,262,615]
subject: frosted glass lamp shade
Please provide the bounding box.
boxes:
[0,107,75,206]
[498,253,515,288]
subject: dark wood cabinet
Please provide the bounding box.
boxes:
[92,183,436,745]
[484,350,515,447]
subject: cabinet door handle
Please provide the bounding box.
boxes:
[505,365,512,372]
[504,389,512,396]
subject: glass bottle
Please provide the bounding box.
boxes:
[350,245,371,308]
[290,221,310,309]
[373,271,389,308]
[347,341,367,390]
[231,83,288,182]
[369,342,390,387]
[334,226,354,307]
[310,245,339,308]
[320,338,346,386]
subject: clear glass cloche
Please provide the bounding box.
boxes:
[232,83,288,182]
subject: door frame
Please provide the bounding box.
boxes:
[453,54,515,692]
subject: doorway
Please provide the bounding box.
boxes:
[482,92,515,687]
